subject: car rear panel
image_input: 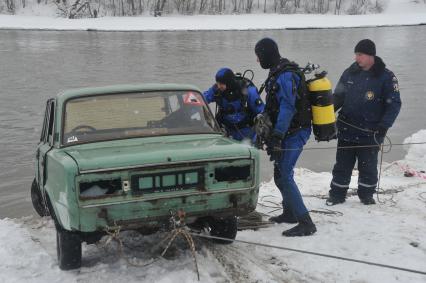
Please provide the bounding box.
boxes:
[75,157,259,232]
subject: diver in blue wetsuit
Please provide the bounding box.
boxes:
[203,68,264,142]
[255,37,316,237]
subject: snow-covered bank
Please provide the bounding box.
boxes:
[1,0,426,32]
[1,130,426,282]
[1,12,426,31]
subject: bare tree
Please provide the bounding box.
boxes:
[54,0,94,18]
[335,0,343,14]
[318,0,324,13]
[218,0,223,13]
[138,0,143,13]
[246,0,254,12]
[128,0,135,14]
[278,0,291,13]
[1,0,395,17]
[112,0,116,16]
[294,0,300,8]
[346,0,369,15]
[5,0,15,12]
[154,0,166,16]
[199,0,207,13]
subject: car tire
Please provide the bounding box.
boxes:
[209,216,238,245]
[56,228,82,270]
[30,179,49,217]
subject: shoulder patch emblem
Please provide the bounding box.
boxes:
[365,91,375,100]
[392,76,399,92]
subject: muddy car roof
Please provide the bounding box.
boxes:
[56,83,202,103]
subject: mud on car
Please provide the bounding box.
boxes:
[31,84,260,270]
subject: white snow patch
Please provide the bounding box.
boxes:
[1,0,426,31]
[403,129,426,171]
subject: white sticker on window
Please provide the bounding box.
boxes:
[67,136,78,143]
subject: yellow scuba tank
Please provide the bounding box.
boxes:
[307,71,337,141]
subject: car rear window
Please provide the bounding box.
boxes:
[62,91,220,145]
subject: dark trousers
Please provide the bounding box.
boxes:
[329,139,380,200]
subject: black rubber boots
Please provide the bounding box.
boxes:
[282,213,317,237]
[269,210,298,224]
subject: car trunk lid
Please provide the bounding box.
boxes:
[63,134,252,173]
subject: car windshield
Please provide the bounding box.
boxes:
[62,90,220,145]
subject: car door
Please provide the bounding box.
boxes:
[36,99,55,192]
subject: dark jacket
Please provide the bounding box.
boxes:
[334,56,401,144]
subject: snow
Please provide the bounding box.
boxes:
[403,129,426,171]
[80,185,107,197]
[1,130,426,282]
[1,0,426,31]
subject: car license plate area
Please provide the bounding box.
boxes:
[131,168,204,194]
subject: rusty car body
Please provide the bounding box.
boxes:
[31,84,260,270]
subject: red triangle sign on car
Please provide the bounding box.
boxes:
[183,92,204,106]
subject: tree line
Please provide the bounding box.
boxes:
[1,0,391,19]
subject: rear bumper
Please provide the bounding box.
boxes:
[76,186,259,232]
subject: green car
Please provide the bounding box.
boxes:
[31,84,260,270]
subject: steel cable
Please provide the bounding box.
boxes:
[190,232,426,276]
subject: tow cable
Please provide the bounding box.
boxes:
[98,211,426,280]
[100,210,200,280]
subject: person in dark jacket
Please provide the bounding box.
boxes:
[203,68,264,142]
[327,39,401,206]
[255,38,316,237]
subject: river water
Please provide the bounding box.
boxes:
[1,26,425,218]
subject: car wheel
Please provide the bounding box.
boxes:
[30,179,49,217]
[56,228,82,270]
[209,216,238,245]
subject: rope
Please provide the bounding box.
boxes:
[270,141,426,152]
[97,215,426,278]
[98,222,426,278]
[99,226,161,268]
[189,232,426,276]
[376,144,389,205]
[259,117,425,206]
[309,209,344,216]
[258,195,343,217]
[100,225,200,281]
[419,192,426,206]
[303,188,404,199]
[160,228,200,281]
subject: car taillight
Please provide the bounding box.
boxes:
[214,165,251,182]
[79,179,122,199]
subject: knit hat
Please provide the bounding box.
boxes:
[255,38,281,69]
[354,39,376,56]
[215,68,235,87]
